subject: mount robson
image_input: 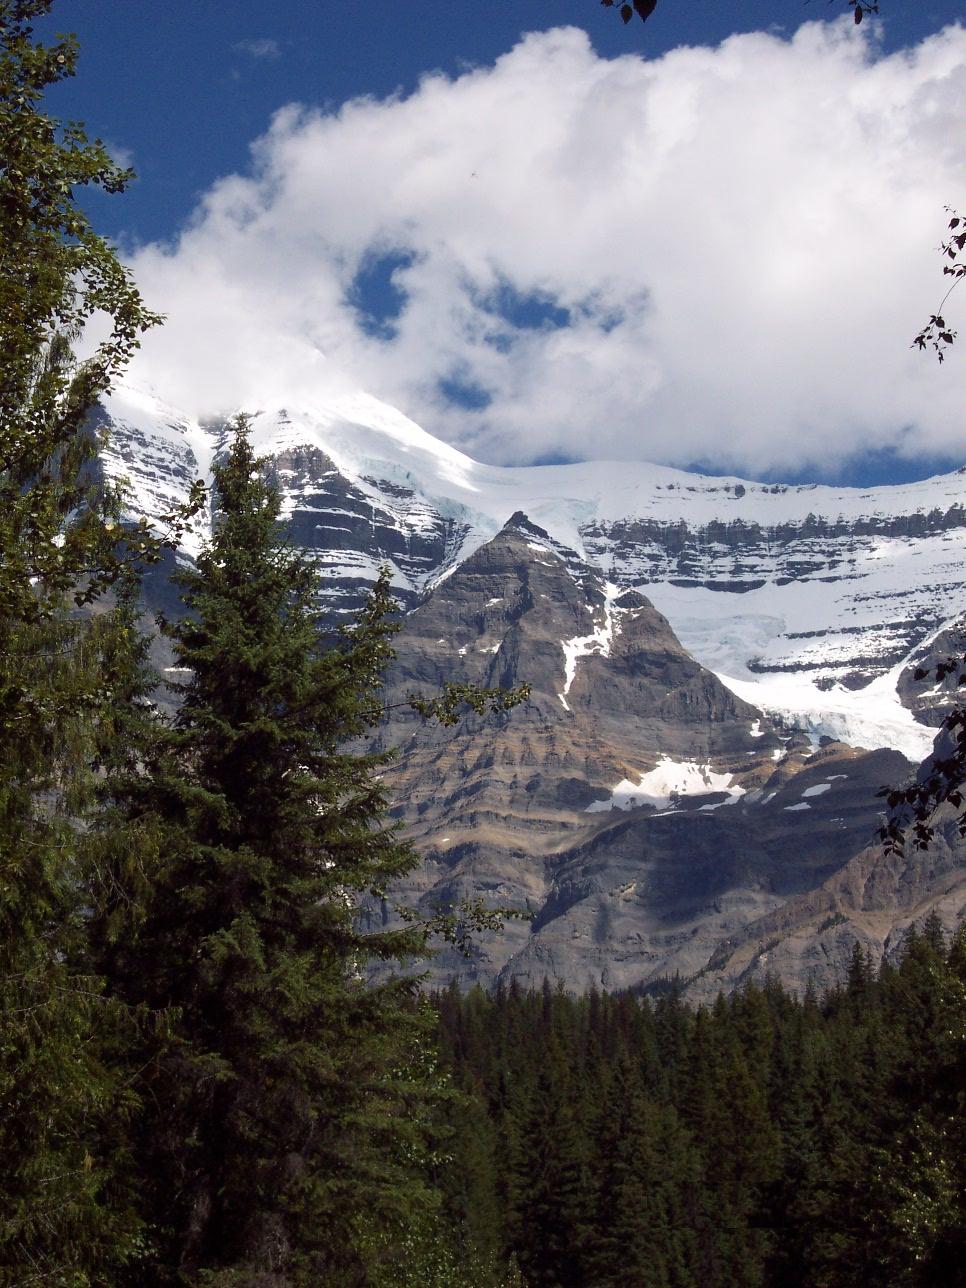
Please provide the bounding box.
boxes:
[95,383,966,1001]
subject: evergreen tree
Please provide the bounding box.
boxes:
[503,1053,595,1288]
[762,988,833,1288]
[431,939,966,1288]
[0,0,190,631]
[106,426,442,1286]
[0,594,151,1283]
[870,919,966,1286]
[587,1056,700,1288]
[0,4,188,1277]
[430,1069,506,1287]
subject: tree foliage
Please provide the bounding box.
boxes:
[0,5,199,1279]
[434,921,966,1287]
[912,208,965,363]
[99,427,454,1285]
[880,644,966,854]
[601,0,878,29]
[0,0,201,637]
[0,594,152,1284]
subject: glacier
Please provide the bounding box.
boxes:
[96,382,966,757]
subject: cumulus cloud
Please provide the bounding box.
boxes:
[125,21,966,474]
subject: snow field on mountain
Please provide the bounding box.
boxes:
[642,565,965,761]
[558,583,621,711]
[718,665,935,763]
[780,774,850,811]
[100,384,966,761]
[106,384,966,558]
[585,756,745,814]
[99,387,216,558]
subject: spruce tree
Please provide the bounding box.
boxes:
[106,426,442,1286]
[587,1056,700,1288]
[0,595,151,1283]
[502,1028,596,1287]
[0,0,188,631]
[0,4,187,1277]
[871,919,966,1286]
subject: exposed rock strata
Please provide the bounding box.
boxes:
[93,387,966,996]
[365,517,952,997]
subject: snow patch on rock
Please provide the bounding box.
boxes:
[717,664,935,764]
[586,756,744,814]
[559,583,620,708]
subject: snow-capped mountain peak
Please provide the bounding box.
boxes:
[97,381,966,759]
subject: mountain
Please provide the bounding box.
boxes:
[362,512,916,994]
[96,384,965,757]
[96,384,966,994]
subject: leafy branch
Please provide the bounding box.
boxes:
[880,655,966,854]
[405,680,531,727]
[600,0,657,26]
[912,209,965,363]
[395,897,532,957]
[602,0,877,27]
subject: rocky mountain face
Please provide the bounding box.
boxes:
[264,441,468,618]
[364,515,926,995]
[97,386,966,753]
[97,384,966,996]
[897,622,966,727]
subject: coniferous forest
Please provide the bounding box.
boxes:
[429,925,966,1287]
[2,2,966,1285]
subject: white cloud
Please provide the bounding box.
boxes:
[232,38,281,59]
[125,20,966,474]
[103,138,135,170]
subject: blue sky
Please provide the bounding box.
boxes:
[44,0,966,484]
[48,0,964,247]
